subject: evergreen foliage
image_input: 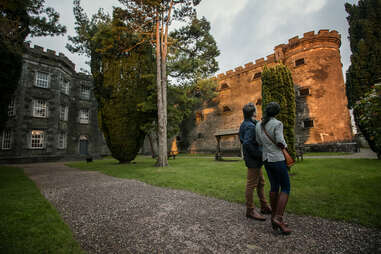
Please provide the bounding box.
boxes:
[68,3,156,163]
[345,0,381,107]
[0,0,66,132]
[353,84,381,159]
[261,64,296,159]
[345,0,381,158]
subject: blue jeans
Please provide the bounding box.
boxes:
[264,160,290,194]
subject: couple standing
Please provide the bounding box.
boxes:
[239,102,292,235]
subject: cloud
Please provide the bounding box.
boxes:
[30,0,355,78]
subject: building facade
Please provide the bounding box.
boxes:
[0,44,109,163]
[183,29,354,154]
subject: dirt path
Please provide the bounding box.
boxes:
[18,162,380,254]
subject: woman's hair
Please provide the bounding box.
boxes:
[262,102,281,125]
[242,102,256,120]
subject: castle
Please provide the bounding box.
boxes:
[182,29,355,154]
[0,44,109,163]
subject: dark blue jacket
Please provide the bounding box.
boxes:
[239,119,263,168]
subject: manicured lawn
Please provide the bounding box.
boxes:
[304,152,354,156]
[67,157,381,228]
[0,166,84,254]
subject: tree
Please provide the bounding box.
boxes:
[117,0,202,167]
[67,1,156,163]
[261,64,296,159]
[345,0,381,158]
[141,16,220,156]
[0,0,66,132]
[353,84,381,159]
[345,0,381,107]
[168,17,219,85]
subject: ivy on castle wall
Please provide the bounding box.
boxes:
[353,84,381,159]
[261,64,296,159]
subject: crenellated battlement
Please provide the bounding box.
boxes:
[25,43,76,71]
[216,53,277,80]
[216,29,341,81]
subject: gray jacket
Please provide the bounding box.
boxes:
[255,117,287,162]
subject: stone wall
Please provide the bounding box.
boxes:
[0,45,109,163]
[182,30,354,154]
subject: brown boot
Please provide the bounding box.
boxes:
[272,192,292,235]
[246,207,266,221]
[260,204,272,214]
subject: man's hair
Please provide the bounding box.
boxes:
[263,102,281,125]
[243,102,256,120]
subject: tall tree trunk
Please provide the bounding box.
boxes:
[155,13,168,167]
[148,133,156,158]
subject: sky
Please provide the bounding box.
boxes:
[30,0,358,78]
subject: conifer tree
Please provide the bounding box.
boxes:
[261,64,296,159]
[345,0,381,107]
[345,0,381,158]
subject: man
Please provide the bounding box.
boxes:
[239,103,272,220]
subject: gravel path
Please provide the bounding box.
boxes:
[18,162,381,254]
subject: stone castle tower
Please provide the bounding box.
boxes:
[184,29,354,154]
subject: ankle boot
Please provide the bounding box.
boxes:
[272,192,292,235]
[246,207,266,221]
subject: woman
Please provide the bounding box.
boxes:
[255,102,292,234]
[239,102,272,221]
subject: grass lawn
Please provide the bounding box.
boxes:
[0,166,84,254]
[304,152,354,156]
[67,157,381,228]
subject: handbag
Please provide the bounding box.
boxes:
[261,124,295,167]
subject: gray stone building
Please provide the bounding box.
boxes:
[0,44,109,163]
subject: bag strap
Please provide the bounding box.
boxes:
[261,123,277,145]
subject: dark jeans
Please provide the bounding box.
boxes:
[264,160,291,194]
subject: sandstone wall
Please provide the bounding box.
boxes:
[184,30,353,154]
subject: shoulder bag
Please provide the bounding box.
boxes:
[261,124,295,167]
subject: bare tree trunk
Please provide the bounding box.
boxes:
[147,133,156,158]
[155,13,168,167]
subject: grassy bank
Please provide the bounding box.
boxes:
[67,157,381,228]
[0,166,84,254]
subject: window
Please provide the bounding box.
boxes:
[253,72,262,80]
[8,99,15,117]
[197,133,203,139]
[57,132,67,149]
[33,99,48,118]
[1,129,12,150]
[80,85,90,99]
[35,72,49,88]
[295,58,305,67]
[220,83,230,90]
[30,130,44,149]
[223,106,232,112]
[60,105,68,121]
[79,109,89,124]
[61,80,70,95]
[299,88,310,96]
[256,99,262,106]
[303,119,314,128]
